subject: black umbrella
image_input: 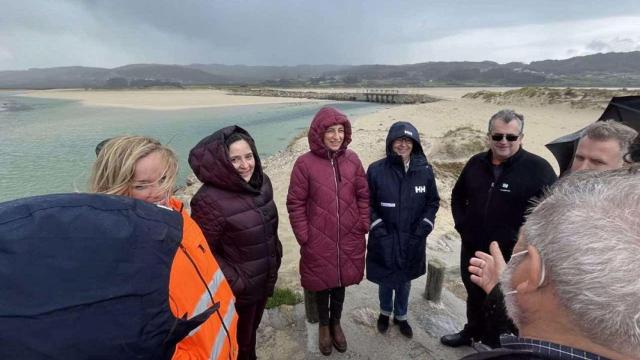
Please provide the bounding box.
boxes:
[545,95,640,174]
[598,95,640,126]
[545,128,584,175]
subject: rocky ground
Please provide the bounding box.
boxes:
[255,276,474,359]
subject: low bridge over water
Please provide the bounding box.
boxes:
[234,88,439,105]
[363,89,400,103]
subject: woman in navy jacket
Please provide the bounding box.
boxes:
[366,121,440,338]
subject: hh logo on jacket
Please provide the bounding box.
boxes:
[415,186,426,193]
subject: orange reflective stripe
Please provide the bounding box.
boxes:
[210,299,237,360]
[187,268,225,337]
[168,197,238,360]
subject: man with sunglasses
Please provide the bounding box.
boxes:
[441,109,557,348]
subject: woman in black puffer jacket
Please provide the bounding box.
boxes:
[189,125,282,360]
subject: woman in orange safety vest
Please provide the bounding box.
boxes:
[90,135,238,360]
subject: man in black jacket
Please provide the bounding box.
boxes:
[441,109,557,348]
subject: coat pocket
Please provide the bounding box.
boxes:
[367,231,394,271]
[407,233,427,276]
[413,218,434,239]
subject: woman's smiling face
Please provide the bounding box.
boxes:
[228,139,255,182]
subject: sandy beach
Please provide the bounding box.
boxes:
[21,88,322,110]
[20,87,518,110]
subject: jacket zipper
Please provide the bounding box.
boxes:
[397,165,403,233]
[331,157,342,287]
[398,165,404,267]
[483,165,503,224]
[257,206,271,293]
[483,181,494,225]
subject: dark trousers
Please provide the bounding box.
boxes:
[315,287,346,326]
[236,297,268,360]
[460,245,487,339]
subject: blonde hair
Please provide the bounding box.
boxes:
[89,135,178,197]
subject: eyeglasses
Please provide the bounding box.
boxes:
[491,133,520,142]
[394,137,413,144]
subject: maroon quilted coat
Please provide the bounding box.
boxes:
[188,125,282,306]
[287,107,369,291]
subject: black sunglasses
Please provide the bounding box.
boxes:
[491,133,520,142]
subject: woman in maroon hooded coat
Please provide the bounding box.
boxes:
[287,107,369,356]
[189,125,282,360]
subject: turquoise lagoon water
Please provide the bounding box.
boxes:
[0,91,386,202]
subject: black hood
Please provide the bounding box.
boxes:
[385,121,426,163]
[188,125,263,194]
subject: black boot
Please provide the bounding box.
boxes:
[377,314,389,334]
[440,329,472,347]
[393,318,413,338]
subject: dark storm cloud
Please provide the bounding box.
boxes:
[1,0,640,69]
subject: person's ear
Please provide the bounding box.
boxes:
[519,133,525,142]
[515,245,544,294]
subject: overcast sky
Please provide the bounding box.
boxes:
[1,0,640,70]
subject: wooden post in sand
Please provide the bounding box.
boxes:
[304,289,319,323]
[425,258,446,302]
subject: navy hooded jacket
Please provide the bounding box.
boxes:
[366,121,440,286]
[0,194,209,360]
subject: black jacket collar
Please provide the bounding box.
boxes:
[482,147,525,168]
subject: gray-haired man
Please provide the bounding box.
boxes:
[462,169,640,359]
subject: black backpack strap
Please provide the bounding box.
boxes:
[161,302,221,359]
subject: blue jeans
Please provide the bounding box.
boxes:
[378,281,411,321]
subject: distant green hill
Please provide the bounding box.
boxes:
[1,51,639,89]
